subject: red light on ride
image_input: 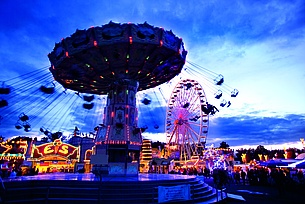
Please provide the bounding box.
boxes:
[93,40,98,47]
[65,51,69,57]
[160,40,163,46]
[129,37,133,44]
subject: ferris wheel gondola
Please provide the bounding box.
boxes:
[0,82,11,94]
[165,79,209,162]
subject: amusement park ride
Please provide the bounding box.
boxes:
[165,79,209,162]
[0,21,239,175]
[47,21,187,175]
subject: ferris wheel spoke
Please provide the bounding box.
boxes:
[186,104,201,119]
[185,124,201,142]
[185,132,196,157]
[166,124,177,142]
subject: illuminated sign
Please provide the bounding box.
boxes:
[32,139,79,160]
[0,153,25,160]
[0,139,28,154]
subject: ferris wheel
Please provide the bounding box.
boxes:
[165,79,209,162]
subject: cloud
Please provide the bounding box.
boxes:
[208,113,305,147]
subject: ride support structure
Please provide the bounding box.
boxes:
[93,79,142,175]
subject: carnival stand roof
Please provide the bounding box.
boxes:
[48,21,187,94]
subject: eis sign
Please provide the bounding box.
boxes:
[32,139,79,159]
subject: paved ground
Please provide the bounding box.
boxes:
[204,177,305,204]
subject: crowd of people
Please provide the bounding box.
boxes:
[210,166,305,196]
[168,163,305,194]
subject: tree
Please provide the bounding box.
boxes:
[41,137,49,143]
[219,141,229,149]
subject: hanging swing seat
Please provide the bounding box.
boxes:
[214,74,224,85]
[19,113,29,121]
[83,103,94,109]
[141,98,151,105]
[214,90,223,99]
[0,99,8,108]
[40,82,55,94]
[83,95,95,102]
[0,82,10,94]
[231,89,239,97]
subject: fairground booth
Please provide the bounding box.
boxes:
[27,139,79,173]
[0,137,30,176]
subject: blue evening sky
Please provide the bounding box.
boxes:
[0,0,304,149]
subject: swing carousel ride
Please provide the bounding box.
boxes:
[0,22,238,166]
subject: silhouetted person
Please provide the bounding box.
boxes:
[241,170,246,185]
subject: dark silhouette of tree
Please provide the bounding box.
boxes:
[151,141,165,150]
[41,137,49,143]
[50,131,63,141]
[219,141,229,149]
